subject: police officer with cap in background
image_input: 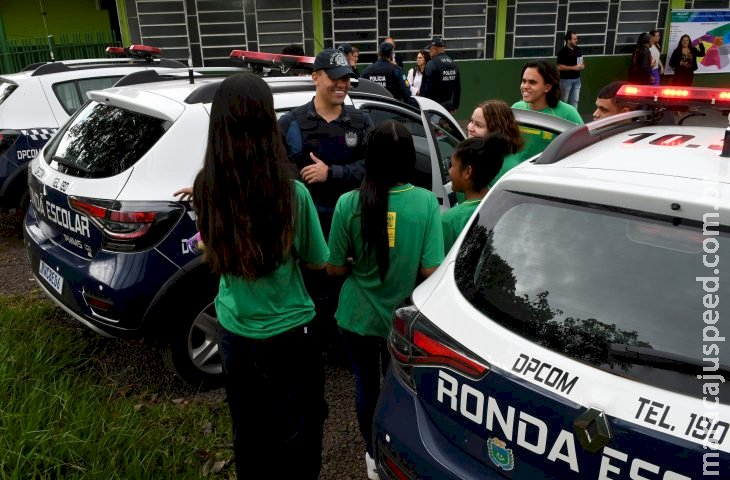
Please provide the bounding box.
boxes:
[420,36,461,114]
[361,41,414,106]
[279,48,374,235]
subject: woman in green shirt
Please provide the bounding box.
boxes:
[192,74,330,479]
[327,120,444,479]
[442,134,509,253]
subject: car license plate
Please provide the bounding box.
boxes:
[39,260,63,294]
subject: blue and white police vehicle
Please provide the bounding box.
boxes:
[25,50,559,385]
[373,85,730,479]
[0,45,184,213]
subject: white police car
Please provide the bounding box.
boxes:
[25,50,548,385]
[0,45,184,213]
[374,85,730,478]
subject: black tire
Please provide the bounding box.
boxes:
[160,273,224,389]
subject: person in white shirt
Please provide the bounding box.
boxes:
[649,29,663,86]
[406,49,430,96]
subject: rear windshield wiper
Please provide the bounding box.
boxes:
[51,155,91,173]
[609,344,730,377]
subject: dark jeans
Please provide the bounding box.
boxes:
[339,327,390,456]
[218,323,326,479]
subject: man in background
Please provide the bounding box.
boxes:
[420,36,461,114]
[557,31,584,109]
[361,41,413,105]
[592,81,630,120]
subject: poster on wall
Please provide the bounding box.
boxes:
[665,9,730,75]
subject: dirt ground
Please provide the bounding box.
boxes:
[0,212,365,479]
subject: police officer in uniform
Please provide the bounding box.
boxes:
[420,36,462,113]
[361,41,414,106]
[279,48,374,365]
[279,48,374,235]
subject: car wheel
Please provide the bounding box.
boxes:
[162,278,224,389]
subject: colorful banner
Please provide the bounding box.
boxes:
[666,9,730,75]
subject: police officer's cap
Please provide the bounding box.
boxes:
[338,43,353,55]
[378,42,394,58]
[430,36,446,47]
[313,48,358,79]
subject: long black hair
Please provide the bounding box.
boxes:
[521,60,561,108]
[193,73,295,279]
[360,121,415,281]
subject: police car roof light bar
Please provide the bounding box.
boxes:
[105,46,126,57]
[229,50,315,73]
[616,84,730,109]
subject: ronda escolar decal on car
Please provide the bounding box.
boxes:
[436,370,693,478]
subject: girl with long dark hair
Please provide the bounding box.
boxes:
[629,32,654,85]
[669,34,705,86]
[407,48,430,95]
[326,120,444,479]
[193,73,329,479]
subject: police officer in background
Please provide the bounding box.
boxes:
[279,47,374,235]
[420,36,461,114]
[361,41,414,106]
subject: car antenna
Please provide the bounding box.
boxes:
[188,56,194,85]
[721,113,730,157]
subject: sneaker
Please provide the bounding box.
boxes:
[365,452,380,480]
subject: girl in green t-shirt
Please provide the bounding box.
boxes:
[192,74,329,479]
[327,120,444,478]
[442,134,509,253]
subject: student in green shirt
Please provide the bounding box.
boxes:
[512,60,584,159]
[192,74,329,480]
[327,120,444,480]
[466,99,526,187]
[442,134,509,253]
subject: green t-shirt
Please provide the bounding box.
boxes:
[512,100,583,160]
[215,181,329,339]
[442,199,480,254]
[489,151,526,187]
[328,184,444,338]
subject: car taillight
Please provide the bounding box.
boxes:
[0,129,20,157]
[389,304,490,391]
[68,196,184,252]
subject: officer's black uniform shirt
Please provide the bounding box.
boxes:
[361,59,412,104]
[420,52,461,112]
[278,99,374,218]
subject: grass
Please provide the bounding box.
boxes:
[0,293,233,479]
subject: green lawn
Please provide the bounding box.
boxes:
[0,293,233,479]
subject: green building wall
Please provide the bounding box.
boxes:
[0,0,111,40]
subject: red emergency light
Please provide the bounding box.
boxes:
[229,50,315,73]
[616,84,730,107]
[128,45,162,57]
[105,46,126,57]
[105,45,162,61]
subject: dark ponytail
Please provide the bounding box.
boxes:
[360,120,416,281]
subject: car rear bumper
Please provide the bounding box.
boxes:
[373,368,508,480]
[24,207,178,338]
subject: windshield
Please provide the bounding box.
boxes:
[44,101,168,178]
[0,80,17,106]
[455,190,728,402]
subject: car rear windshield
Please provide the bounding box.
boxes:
[0,80,17,105]
[455,190,728,402]
[44,101,168,178]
